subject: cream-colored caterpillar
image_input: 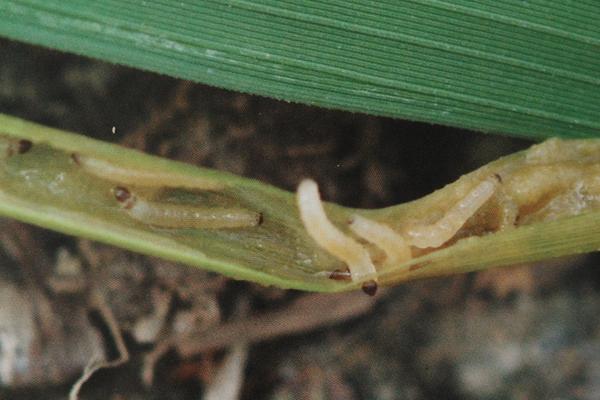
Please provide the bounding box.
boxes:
[72,153,225,191]
[300,138,600,295]
[406,175,500,248]
[112,186,262,229]
[297,176,500,294]
[72,151,261,230]
[348,214,412,265]
[296,180,378,284]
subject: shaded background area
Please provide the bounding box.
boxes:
[1,38,599,399]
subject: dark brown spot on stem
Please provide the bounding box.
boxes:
[361,280,378,296]
[493,173,503,183]
[257,212,264,226]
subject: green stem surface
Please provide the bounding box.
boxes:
[2,114,600,292]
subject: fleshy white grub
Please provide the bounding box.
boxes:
[73,153,225,191]
[297,176,501,283]
[348,214,412,266]
[296,179,377,282]
[407,176,499,248]
[113,186,261,229]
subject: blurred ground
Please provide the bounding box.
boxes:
[1,38,599,400]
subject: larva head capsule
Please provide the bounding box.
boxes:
[328,267,352,281]
[16,140,32,154]
[1,138,32,157]
[361,280,378,296]
[112,186,136,209]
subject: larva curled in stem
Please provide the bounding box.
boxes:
[112,186,262,229]
[348,214,412,266]
[72,153,225,191]
[407,175,500,248]
[296,179,377,282]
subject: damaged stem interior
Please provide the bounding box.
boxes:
[2,114,600,293]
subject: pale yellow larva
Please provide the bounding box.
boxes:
[296,179,377,285]
[295,176,502,295]
[406,175,500,248]
[112,187,261,229]
[72,153,225,191]
[348,214,412,266]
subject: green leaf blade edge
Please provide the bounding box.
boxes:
[1,1,599,139]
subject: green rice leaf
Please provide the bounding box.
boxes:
[1,1,599,139]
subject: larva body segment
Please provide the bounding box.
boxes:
[495,189,520,229]
[73,153,225,191]
[113,186,261,229]
[297,175,500,286]
[128,202,261,229]
[407,176,499,248]
[349,214,411,266]
[296,179,377,282]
